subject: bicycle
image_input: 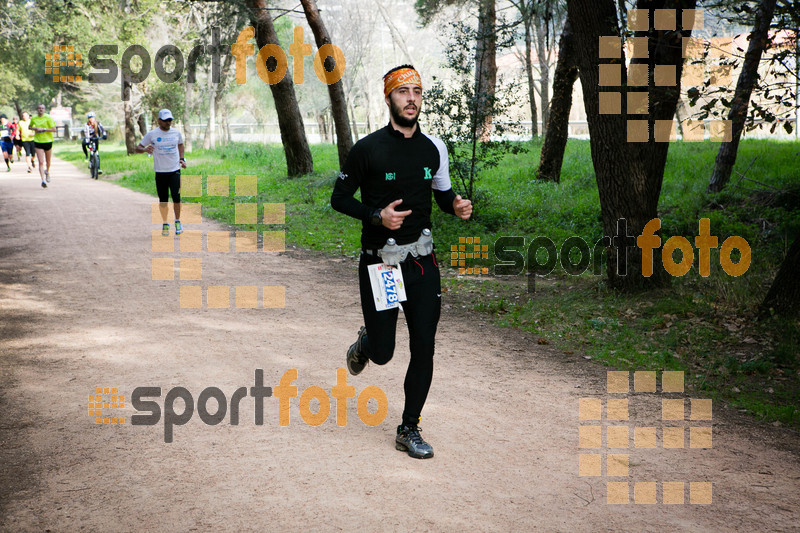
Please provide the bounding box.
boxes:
[86,133,107,179]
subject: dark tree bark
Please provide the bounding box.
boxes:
[137,113,147,136]
[122,75,137,155]
[183,80,194,152]
[475,0,497,140]
[534,21,551,133]
[523,8,539,138]
[567,0,696,290]
[537,21,578,183]
[760,235,800,317]
[209,51,235,148]
[708,0,778,193]
[629,0,694,206]
[248,0,313,176]
[183,40,203,153]
[317,111,328,143]
[299,0,354,167]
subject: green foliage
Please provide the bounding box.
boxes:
[423,21,527,205]
[686,1,799,135]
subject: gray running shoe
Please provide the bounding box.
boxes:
[396,424,434,459]
[45,170,50,183]
[346,326,369,376]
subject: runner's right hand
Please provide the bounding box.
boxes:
[380,199,412,230]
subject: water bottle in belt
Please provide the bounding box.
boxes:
[382,238,403,266]
[417,229,433,256]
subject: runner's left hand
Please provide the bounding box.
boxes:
[453,195,472,220]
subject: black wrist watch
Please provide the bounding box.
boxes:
[370,208,382,226]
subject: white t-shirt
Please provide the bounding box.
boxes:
[140,127,183,173]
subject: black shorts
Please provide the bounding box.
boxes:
[13,138,23,147]
[34,141,53,151]
[22,141,35,156]
[155,170,181,203]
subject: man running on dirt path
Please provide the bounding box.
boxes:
[331,65,473,459]
[29,104,57,187]
[135,108,186,236]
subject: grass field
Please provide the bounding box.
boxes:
[56,137,800,426]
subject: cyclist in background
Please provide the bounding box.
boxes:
[82,112,106,174]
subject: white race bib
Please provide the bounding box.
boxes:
[367,263,407,311]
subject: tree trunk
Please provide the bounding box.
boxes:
[366,91,373,133]
[210,49,234,148]
[675,98,685,138]
[537,20,577,182]
[628,0,694,205]
[223,105,232,144]
[300,0,354,166]
[137,113,147,136]
[535,22,551,133]
[123,74,137,154]
[317,111,327,143]
[248,0,313,176]
[475,0,497,141]
[567,0,696,290]
[204,66,215,150]
[184,80,194,152]
[708,0,778,193]
[348,98,359,144]
[524,13,539,138]
[124,105,137,154]
[760,235,800,317]
[183,41,201,154]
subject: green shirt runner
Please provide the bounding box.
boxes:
[29,115,56,143]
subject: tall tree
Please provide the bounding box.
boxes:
[510,0,539,137]
[474,0,497,139]
[123,76,138,154]
[536,20,578,182]
[708,0,779,193]
[567,0,697,290]
[247,0,313,176]
[299,0,353,167]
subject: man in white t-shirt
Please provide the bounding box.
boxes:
[136,109,187,236]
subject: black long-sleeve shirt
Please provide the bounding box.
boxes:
[331,123,457,248]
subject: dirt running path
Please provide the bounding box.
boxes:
[1,157,798,532]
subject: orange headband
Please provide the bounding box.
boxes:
[383,68,422,97]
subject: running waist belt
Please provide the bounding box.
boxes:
[363,229,433,266]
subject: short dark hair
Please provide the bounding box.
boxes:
[383,64,416,80]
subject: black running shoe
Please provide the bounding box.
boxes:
[346,326,369,376]
[396,424,434,459]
